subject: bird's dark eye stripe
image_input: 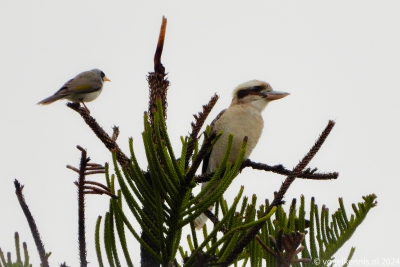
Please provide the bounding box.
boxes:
[251,86,264,92]
[237,86,265,98]
[100,71,105,79]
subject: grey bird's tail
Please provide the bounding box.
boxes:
[37,94,65,105]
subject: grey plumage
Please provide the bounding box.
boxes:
[37,68,109,106]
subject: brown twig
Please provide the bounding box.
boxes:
[86,163,105,168]
[72,181,117,199]
[203,210,228,234]
[222,120,335,266]
[66,103,130,168]
[141,16,169,267]
[85,170,107,175]
[83,186,118,199]
[14,180,49,267]
[86,163,103,166]
[68,145,116,267]
[76,146,89,267]
[84,181,112,192]
[242,160,338,180]
[185,93,219,168]
[148,16,170,125]
[66,165,80,173]
[84,163,105,175]
[194,160,338,183]
[255,236,277,257]
[154,16,167,74]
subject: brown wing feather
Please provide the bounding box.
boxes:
[202,109,226,174]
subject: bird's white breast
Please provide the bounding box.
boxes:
[207,104,264,172]
[81,88,103,102]
[66,87,103,103]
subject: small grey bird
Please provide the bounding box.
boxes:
[194,80,289,229]
[37,68,110,113]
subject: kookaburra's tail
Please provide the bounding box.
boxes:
[193,211,210,230]
[193,180,220,229]
[193,182,215,229]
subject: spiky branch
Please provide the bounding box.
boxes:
[185,94,220,168]
[222,120,336,266]
[195,160,338,184]
[66,103,130,168]
[14,180,49,267]
[66,145,116,267]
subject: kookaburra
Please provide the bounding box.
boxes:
[194,80,289,229]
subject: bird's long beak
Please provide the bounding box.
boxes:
[105,77,111,82]
[263,90,290,101]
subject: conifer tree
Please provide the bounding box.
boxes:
[1,17,377,267]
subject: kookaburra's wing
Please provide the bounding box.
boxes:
[202,108,227,174]
[194,108,226,230]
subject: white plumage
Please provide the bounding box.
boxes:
[194,80,289,229]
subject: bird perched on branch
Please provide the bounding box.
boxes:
[37,69,110,113]
[194,80,289,229]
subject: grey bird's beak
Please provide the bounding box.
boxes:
[262,90,290,101]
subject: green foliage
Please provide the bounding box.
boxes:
[177,194,376,267]
[0,233,32,267]
[0,19,376,267]
[92,100,377,266]
[93,100,248,266]
[305,195,377,266]
[0,98,377,267]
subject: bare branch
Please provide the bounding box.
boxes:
[242,159,338,180]
[83,186,118,199]
[203,210,228,234]
[223,120,335,266]
[194,160,338,183]
[86,163,104,167]
[66,165,80,173]
[185,93,219,168]
[76,147,88,267]
[68,146,116,266]
[14,179,49,267]
[141,16,169,267]
[154,16,167,74]
[85,170,106,175]
[66,103,130,168]
[84,181,112,191]
[255,236,277,257]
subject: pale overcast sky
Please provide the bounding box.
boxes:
[1,1,399,266]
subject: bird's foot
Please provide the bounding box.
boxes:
[80,102,91,114]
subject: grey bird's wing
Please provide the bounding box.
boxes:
[54,76,103,96]
[37,78,102,105]
[37,69,105,105]
[202,108,226,174]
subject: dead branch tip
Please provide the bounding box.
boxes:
[154,16,167,74]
